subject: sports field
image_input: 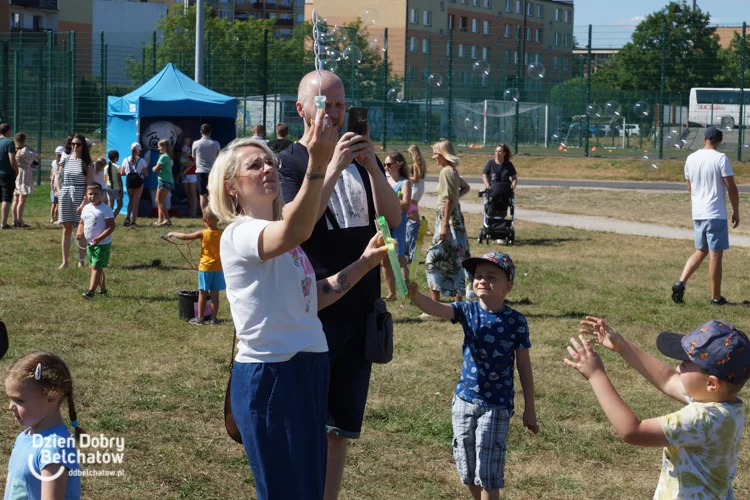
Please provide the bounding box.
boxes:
[2,186,750,499]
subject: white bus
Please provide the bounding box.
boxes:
[689,88,750,128]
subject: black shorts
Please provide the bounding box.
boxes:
[323,319,372,439]
[0,173,17,203]
[198,173,210,196]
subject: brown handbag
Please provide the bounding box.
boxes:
[224,328,243,444]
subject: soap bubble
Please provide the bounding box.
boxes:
[320,51,339,72]
[717,115,735,131]
[325,47,341,60]
[369,34,387,52]
[527,62,545,80]
[343,45,363,65]
[386,87,403,104]
[605,100,621,117]
[427,73,443,88]
[334,26,350,43]
[641,153,659,171]
[503,88,520,103]
[472,60,490,77]
[586,103,602,118]
[633,100,650,117]
[363,8,379,26]
[551,132,565,148]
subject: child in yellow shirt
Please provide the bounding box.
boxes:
[168,207,224,324]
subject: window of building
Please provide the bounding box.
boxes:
[535,29,541,42]
[536,53,542,63]
[564,33,570,47]
[537,4,543,18]
[555,8,560,21]
[407,66,416,81]
[472,19,478,33]
[564,10,570,23]
[440,1,445,10]
[504,24,510,38]
[563,57,569,70]
[459,16,468,30]
[472,0,479,6]
[524,52,530,65]
[515,1,522,14]
[458,44,466,58]
[483,20,490,35]
[423,10,432,26]
[505,0,511,11]
[219,10,231,18]
[553,56,559,69]
[504,49,510,64]
[526,27,531,41]
[484,0,491,7]
[471,45,478,59]
[438,57,444,66]
[409,37,417,52]
[516,25,521,40]
[32,15,43,30]
[554,32,560,45]
[460,71,467,85]
[423,38,430,54]
[448,14,454,28]
[459,0,467,4]
[482,47,489,60]
[526,2,533,16]
[409,8,418,24]
[295,13,304,22]
[514,51,519,64]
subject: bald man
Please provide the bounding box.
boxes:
[278,70,401,499]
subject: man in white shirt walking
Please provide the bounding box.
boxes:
[672,126,740,305]
[192,123,221,215]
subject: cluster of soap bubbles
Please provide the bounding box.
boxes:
[313,8,379,74]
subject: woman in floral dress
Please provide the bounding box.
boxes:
[12,133,40,228]
[423,138,472,312]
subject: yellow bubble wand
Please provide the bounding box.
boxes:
[376,216,408,297]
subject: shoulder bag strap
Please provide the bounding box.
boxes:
[229,328,236,371]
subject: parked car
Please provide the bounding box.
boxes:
[619,124,641,137]
[570,123,606,137]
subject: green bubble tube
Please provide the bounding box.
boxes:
[376,216,408,297]
[408,217,429,283]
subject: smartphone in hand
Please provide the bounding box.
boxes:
[347,107,368,136]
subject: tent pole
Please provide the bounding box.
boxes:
[195,0,204,83]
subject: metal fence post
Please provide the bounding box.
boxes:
[1,42,8,124]
[152,30,157,76]
[659,24,666,160]
[740,22,746,162]
[12,51,18,133]
[585,25,592,157]
[36,46,42,186]
[262,29,268,129]
[447,27,453,142]
[103,44,107,141]
[382,27,388,151]
[100,31,105,141]
[70,31,75,134]
[47,31,53,137]
[514,28,521,154]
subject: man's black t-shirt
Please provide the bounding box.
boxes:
[278,142,383,323]
[267,138,293,154]
[483,160,517,184]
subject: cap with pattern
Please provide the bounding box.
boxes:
[657,320,750,384]
[461,251,515,281]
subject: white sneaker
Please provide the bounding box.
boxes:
[419,312,433,320]
[496,239,503,244]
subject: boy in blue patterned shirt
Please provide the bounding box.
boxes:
[408,251,538,500]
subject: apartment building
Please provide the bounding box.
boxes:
[176,0,305,37]
[304,0,574,94]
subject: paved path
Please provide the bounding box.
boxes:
[419,195,750,248]
[425,176,750,193]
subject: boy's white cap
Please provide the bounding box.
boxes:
[55,146,65,155]
[131,142,142,151]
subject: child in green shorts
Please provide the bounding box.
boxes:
[77,184,115,299]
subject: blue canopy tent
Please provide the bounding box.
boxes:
[107,63,237,216]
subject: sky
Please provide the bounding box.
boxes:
[571,0,750,48]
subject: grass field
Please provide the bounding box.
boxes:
[2,190,750,499]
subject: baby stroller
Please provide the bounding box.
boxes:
[477,183,515,245]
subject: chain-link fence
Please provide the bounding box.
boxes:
[1,15,748,185]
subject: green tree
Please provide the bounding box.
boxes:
[717,31,750,87]
[590,1,721,94]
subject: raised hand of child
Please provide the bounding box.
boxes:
[522,411,539,434]
[563,335,605,380]
[579,316,624,353]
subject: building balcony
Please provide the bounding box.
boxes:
[275,18,293,26]
[252,2,263,8]
[10,0,58,11]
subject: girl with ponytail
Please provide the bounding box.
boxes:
[4,351,82,499]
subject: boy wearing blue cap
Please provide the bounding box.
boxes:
[567,317,749,499]
[408,251,538,500]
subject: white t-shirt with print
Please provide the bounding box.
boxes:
[684,149,734,220]
[81,202,115,245]
[654,398,744,500]
[220,216,328,363]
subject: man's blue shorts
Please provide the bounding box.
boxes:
[198,270,226,291]
[693,219,729,251]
